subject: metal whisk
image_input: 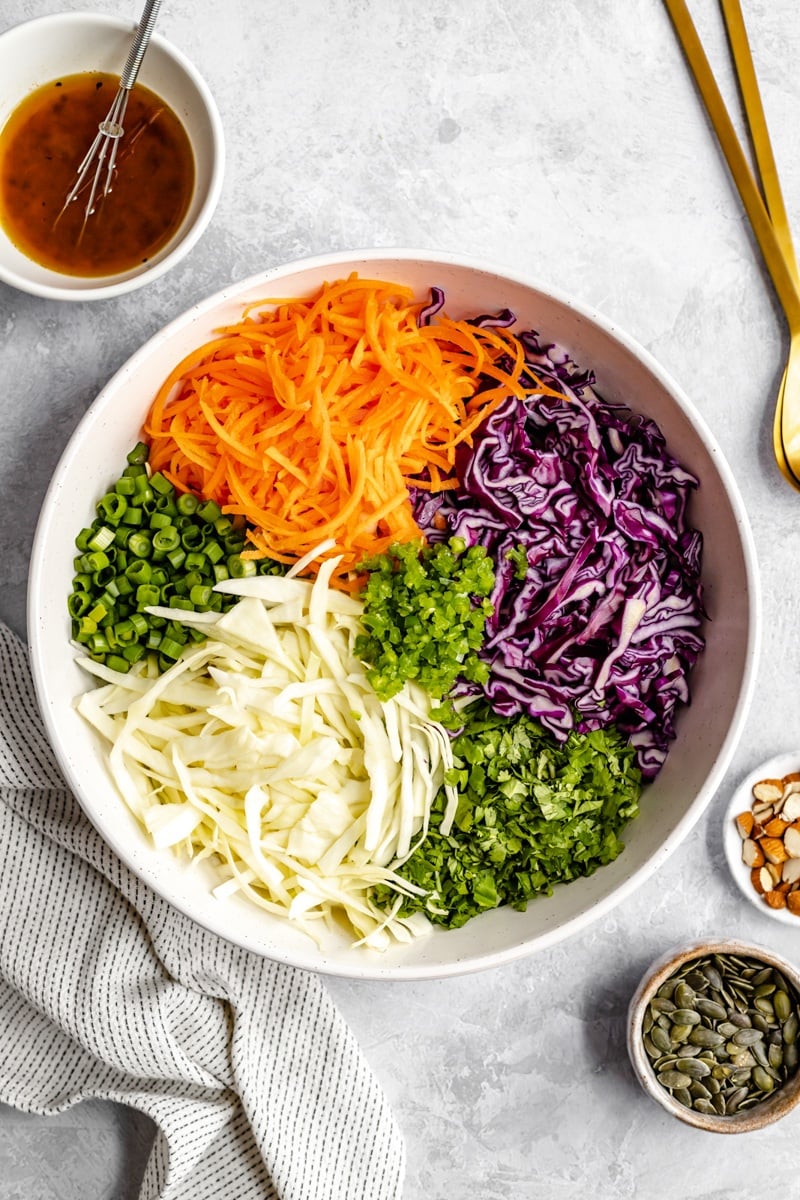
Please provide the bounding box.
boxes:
[60,0,163,229]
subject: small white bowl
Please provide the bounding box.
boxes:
[723,751,800,926]
[0,11,224,301]
[628,939,800,1132]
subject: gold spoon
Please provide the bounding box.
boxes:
[663,0,800,489]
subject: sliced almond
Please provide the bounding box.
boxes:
[752,803,775,821]
[753,779,785,803]
[784,826,800,858]
[735,811,755,839]
[766,890,788,909]
[782,793,800,822]
[782,858,800,885]
[766,861,783,885]
[741,837,765,868]
[764,816,790,837]
[752,866,772,894]
[760,836,789,865]
[787,891,800,916]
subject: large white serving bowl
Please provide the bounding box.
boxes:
[28,249,761,980]
[0,11,224,301]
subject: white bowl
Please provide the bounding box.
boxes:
[28,248,761,979]
[0,11,224,300]
[723,751,800,926]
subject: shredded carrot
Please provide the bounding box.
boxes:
[144,273,558,580]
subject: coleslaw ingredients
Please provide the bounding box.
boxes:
[144,275,540,581]
[75,561,456,949]
[373,701,642,928]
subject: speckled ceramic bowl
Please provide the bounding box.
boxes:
[0,11,224,300]
[628,939,800,1132]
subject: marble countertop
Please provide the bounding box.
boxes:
[3,1,800,1196]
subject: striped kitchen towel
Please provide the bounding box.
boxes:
[0,621,405,1200]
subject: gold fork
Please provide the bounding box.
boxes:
[663,0,800,489]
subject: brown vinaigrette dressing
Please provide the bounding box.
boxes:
[0,72,195,277]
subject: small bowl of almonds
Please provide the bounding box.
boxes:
[628,940,800,1131]
[724,752,800,923]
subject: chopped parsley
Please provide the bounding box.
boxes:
[373,703,642,929]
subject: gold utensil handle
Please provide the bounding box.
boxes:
[719,0,799,283]
[663,0,800,327]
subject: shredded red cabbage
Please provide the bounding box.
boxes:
[412,327,704,780]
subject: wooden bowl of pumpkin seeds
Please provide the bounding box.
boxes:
[627,940,800,1131]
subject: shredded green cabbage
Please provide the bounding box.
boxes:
[76,556,456,949]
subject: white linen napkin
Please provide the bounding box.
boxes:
[0,622,405,1200]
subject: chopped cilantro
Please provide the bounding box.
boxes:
[373,703,642,928]
[354,538,494,705]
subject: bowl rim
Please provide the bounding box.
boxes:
[27,247,763,978]
[627,938,800,1132]
[723,750,800,927]
[0,10,225,302]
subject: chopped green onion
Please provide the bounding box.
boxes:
[128,533,152,559]
[176,493,199,516]
[152,527,180,553]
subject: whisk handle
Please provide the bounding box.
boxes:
[120,0,163,91]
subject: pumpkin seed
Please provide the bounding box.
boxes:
[693,1097,715,1114]
[725,1086,749,1114]
[650,1026,672,1053]
[696,999,728,1022]
[752,1066,775,1093]
[675,1057,711,1078]
[658,1069,693,1089]
[732,1027,763,1046]
[754,997,776,1020]
[702,964,724,991]
[783,1012,799,1045]
[689,1027,725,1048]
[674,1087,693,1108]
[775,990,792,1023]
[674,982,695,1009]
[670,1009,701,1026]
[774,971,791,994]
[670,1024,694,1044]
[768,1043,784,1071]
